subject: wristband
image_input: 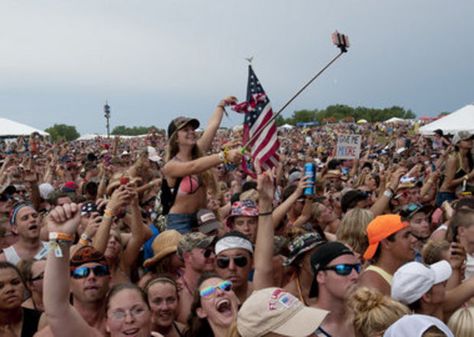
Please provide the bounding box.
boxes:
[223,148,230,164]
[259,211,273,217]
[49,232,74,258]
[217,104,226,110]
[49,232,74,242]
[383,189,394,199]
[218,151,225,163]
[103,208,114,218]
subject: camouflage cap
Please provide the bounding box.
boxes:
[177,232,215,259]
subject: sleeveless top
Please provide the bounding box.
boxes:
[3,241,49,265]
[365,265,393,285]
[21,307,41,337]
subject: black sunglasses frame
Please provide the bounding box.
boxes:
[216,255,249,269]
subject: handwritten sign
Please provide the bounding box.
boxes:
[336,134,361,159]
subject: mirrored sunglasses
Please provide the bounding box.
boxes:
[322,263,361,276]
[71,265,110,279]
[200,280,232,298]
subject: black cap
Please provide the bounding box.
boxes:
[309,241,353,298]
[340,189,369,213]
[399,203,433,220]
[167,117,200,139]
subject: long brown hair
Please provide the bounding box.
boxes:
[165,129,217,194]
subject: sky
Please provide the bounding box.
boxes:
[0,1,473,135]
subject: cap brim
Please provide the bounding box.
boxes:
[179,118,200,131]
[273,306,329,337]
[431,260,452,284]
[199,221,221,234]
[197,235,216,249]
[143,246,177,268]
[363,242,379,260]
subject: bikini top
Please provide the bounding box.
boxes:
[171,157,203,195]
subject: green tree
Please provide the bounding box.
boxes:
[45,124,80,142]
[112,125,157,136]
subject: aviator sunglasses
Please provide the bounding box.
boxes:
[216,255,249,269]
[322,263,361,276]
[71,265,110,279]
[200,280,233,298]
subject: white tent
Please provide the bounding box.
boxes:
[385,117,407,124]
[0,118,49,137]
[419,104,474,135]
[279,123,294,130]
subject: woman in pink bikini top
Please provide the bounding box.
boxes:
[162,97,242,233]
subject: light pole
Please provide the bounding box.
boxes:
[104,100,111,138]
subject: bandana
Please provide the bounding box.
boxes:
[215,234,253,255]
[9,202,33,225]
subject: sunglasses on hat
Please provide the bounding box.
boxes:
[71,265,110,279]
[200,280,232,298]
[216,255,248,269]
[322,263,361,276]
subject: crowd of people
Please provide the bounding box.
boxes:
[0,99,473,337]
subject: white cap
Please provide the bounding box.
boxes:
[38,183,54,200]
[383,314,454,337]
[147,146,162,162]
[391,260,452,304]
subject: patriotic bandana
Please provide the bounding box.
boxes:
[9,202,33,225]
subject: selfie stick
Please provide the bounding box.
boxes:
[242,31,350,151]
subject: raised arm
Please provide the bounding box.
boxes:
[92,187,130,253]
[272,176,310,228]
[253,164,276,290]
[197,96,237,152]
[162,149,241,179]
[44,203,99,337]
[120,187,147,274]
[370,167,406,216]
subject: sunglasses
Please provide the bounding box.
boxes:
[203,248,214,259]
[216,256,248,269]
[71,265,110,279]
[322,263,361,276]
[200,280,232,298]
[30,273,44,282]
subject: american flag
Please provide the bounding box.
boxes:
[233,65,280,174]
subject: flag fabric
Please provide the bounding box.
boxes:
[233,65,280,175]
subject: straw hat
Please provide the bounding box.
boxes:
[143,230,183,268]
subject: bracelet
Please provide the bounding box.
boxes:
[223,148,230,164]
[103,208,114,218]
[218,151,225,163]
[259,210,273,216]
[79,239,91,246]
[217,104,226,110]
[383,189,394,199]
[49,232,74,242]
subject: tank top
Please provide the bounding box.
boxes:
[3,242,49,266]
[365,265,393,285]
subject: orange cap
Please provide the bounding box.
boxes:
[363,214,408,260]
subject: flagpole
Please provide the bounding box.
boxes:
[242,50,345,151]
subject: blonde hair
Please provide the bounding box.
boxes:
[422,240,450,265]
[348,287,410,337]
[447,306,474,337]
[336,208,374,255]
